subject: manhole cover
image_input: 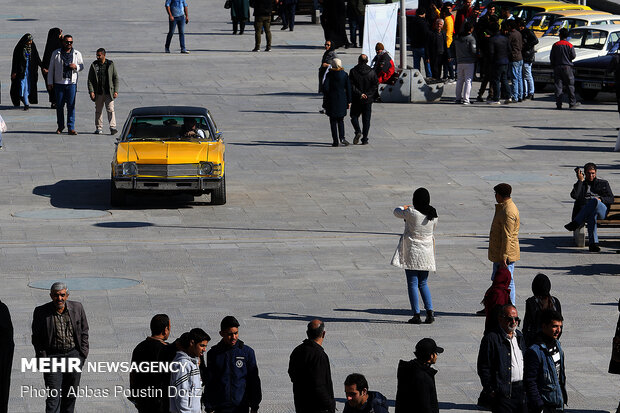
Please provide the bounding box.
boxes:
[483,173,547,183]
[418,128,492,136]
[13,209,110,219]
[29,277,141,291]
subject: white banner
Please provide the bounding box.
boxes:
[363,3,399,64]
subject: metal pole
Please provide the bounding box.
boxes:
[400,0,407,69]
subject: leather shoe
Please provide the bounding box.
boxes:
[68,130,78,135]
[564,221,579,231]
[589,243,601,252]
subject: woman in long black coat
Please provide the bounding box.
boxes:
[41,28,63,108]
[320,0,350,49]
[10,33,41,110]
[323,58,351,147]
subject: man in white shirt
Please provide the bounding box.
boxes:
[46,34,83,135]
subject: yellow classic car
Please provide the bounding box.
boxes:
[110,106,225,206]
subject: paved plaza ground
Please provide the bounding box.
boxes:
[1,0,620,411]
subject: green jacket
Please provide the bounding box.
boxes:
[87,59,119,98]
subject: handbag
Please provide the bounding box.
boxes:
[224,0,231,9]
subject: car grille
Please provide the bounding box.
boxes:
[137,164,199,176]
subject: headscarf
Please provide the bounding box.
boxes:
[42,28,62,69]
[412,187,438,220]
[531,273,551,297]
[22,34,33,59]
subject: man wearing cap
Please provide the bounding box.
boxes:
[477,304,526,413]
[31,282,89,413]
[203,316,262,413]
[288,319,336,413]
[483,182,520,310]
[395,338,443,413]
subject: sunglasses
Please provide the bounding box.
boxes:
[64,40,73,44]
[503,316,521,324]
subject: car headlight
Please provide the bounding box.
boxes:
[117,162,137,176]
[199,162,222,176]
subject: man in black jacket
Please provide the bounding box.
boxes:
[349,54,378,145]
[426,19,447,82]
[550,28,578,109]
[288,319,335,413]
[409,8,431,77]
[565,162,614,252]
[395,338,443,413]
[252,0,273,52]
[477,304,526,413]
[488,22,511,104]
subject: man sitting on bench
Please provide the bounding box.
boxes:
[565,162,614,252]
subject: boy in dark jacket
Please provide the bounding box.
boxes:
[343,373,388,413]
[395,338,443,413]
[203,316,262,413]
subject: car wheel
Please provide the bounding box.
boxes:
[577,87,598,101]
[211,175,226,205]
[110,178,126,207]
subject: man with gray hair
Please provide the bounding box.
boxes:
[288,319,335,413]
[349,54,378,145]
[32,282,89,413]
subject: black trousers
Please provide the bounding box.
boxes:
[232,17,245,34]
[553,65,576,106]
[492,381,526,413]
[43,349,84,413]
[329,116,345,143]
[429,53,445,80]
[492,64,510,101]
[350,102,372,141]
[0,342,13,413]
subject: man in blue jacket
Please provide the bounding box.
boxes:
[343,373,388,413]
[203,316,261,413]
[524,310,567,413]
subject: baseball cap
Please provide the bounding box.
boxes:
[415,338,444,357]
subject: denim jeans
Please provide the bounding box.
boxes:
[350,102,372,141]
[405,269,433,314]
[43,349,83,413]
[412,47,432,77]
[523,62,534,96]
[54,83,77,131]
[165,15,186,51]
[492,261,515,305]
[456,62,475,103]
[510,60,523,101]
[349,14,363,45]
[574,198,608,244]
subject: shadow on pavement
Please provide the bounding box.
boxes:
[334,308,480,318]
[518,236,577,254]
[229,140,332,147]
[520,263,620,276]
[509,144,613,152]
[253,312,407,324]
[239,110,318,114]
[439,402,486,411]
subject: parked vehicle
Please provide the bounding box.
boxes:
[526,9,612,37]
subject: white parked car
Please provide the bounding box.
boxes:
[533,13,620,53]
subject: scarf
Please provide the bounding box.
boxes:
[22,34,32,60]
[61,48,73,79]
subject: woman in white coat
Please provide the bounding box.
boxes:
[391,187,438,324]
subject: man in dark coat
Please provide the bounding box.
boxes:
[343,373,388,413]
[395,338,443,413]
[565,162,614,252]
[11,33,41,109]
[488,22,511,104]
[409,8,432,77]
[323,59,351,147]
[31,282,89,413]
[42,28,63,108]
[203,316,262,413]
[426,19,447,82]
[477,304,526,413]
[129,314,171,413]
[0,300,14,413]
[252,0,273,51]
[288,319,336,413]
[320,0,349,49]
[349,54,378,145]
[550,28,578,109]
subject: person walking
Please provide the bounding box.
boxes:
[550,28,579,109]
[252,0,273,52]
[610,299,620,413]
[454,21,477,104]
[281,0,297,31]
[349,54,378,145]
[41,28,63,108]
[323,58,351,147]
[391,187,438,324]
[288,319,336,413]
[395,338,443,413]
[87,48,119,135]
[522,273,562,347]
[10,33,41,110]
[47,34,84,135]
[230,0,249,34]
[165,0,189,53]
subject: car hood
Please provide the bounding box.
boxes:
[535,36,557,53]
[117,141,210,164]
[536,47,606,64]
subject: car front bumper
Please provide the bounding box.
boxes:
[113,176,222,191]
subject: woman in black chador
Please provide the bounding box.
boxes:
[10,33,41,110]
[42,28,63,108]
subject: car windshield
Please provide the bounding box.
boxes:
[569,28,608,49]
[544,19,586,36]
[125,116,212,141]
[528,14,552,31]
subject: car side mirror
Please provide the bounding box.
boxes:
[115,138,121,145]
[215,132,223,141]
